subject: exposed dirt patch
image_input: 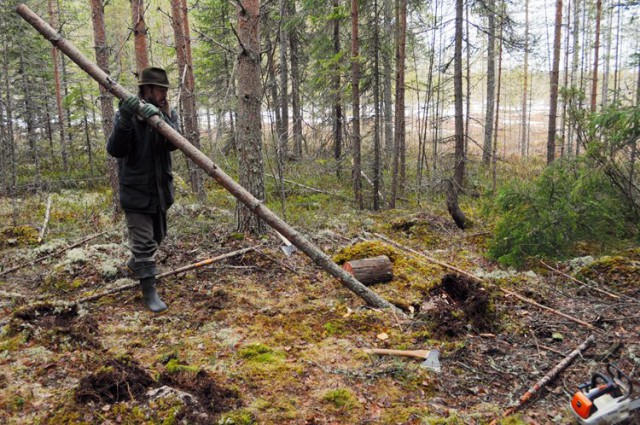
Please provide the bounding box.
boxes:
[74,357,154,404]
[419,273,497,338]
[158,369,241,419]
[8,302,100,349]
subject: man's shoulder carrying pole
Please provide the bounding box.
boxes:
[15,4,404,316]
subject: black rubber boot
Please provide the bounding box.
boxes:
[140,277,167,313]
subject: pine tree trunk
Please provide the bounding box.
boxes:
[2,35,16,193]
[0,89,6,195]
[131,0,149,73]
[351,0,363,209]
[79,83,94,175]
[591,0,602,112]
[521,0,530,157]
[601,4,613,108]
[391,0,406,208]
[561,0,571,157]
[492,26,503,192]
[287,0,303,159]
[278,0,289,159]
[483,2,496,166]
[332,0,342,175]
[464,1,471,158]
[547,0,563,164]
[236,0,265,235]
[20,52,41,184]
[373,0,382,211]
[453,0,465,188]
[49,0,68,172]
[382,0,394,168]
[90,0,119,213]
[170,0,205,201]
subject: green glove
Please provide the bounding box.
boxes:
[140,103,160,120]
[118,95,139,125]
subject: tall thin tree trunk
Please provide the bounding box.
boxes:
[288,0,302,159]
[49,0,68,172]
[561,0,571,157]
[131,0,149,73]
[483,1,496,165]
[547,0,563,164]
[464,1,471,158]
[20,52,41,185]
[391,0,406,207]
[332,0,343,176]
[373,0,382,211]
[612,0,621,103]
[521,0,530,157]
[2,34,16,194]
[591,0,602,111]
[382,0,394,167]
[90,0,119,213]
[171,0,205,200]
[236,0,265,234]
[601,2,613,108]
[278,0,289,159]
[492,26,504,192]
[453,0,465,188]
[351,0,363,209]
[79,83,94,175]
[568,0,580,154]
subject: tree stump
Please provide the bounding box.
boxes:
[342,255,393,286]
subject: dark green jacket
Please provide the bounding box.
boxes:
[107,110,180,213]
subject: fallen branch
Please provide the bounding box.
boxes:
[265,173,351,201]
[16,4,403,317]
[37,194,53,243]
[499,334,595,419]
[0,231,107,277]
[540,260,631,302]
[77,246,259,304]
[370,233,599,331]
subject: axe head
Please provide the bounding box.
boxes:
[280,244,297,257]
[420,349,441,373]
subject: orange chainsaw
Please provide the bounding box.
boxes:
[570,363,640,425]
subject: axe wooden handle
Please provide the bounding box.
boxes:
[362,348,431,359]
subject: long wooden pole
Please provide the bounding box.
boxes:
[15,4,402,315]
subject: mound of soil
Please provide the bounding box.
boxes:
[419,274,496,337]
[10,302,100,349]
[75,357,154,404]
[159,369,241,418]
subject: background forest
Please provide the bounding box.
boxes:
[1,0,640,423]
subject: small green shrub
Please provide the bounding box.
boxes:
[487,158,634,267]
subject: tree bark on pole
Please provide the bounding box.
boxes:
[15,3,403,315]
[89,0,119,214]
[591,0,602,112]
[236,0,266,235]
[547,0,563,165]
[131,0,149,74]
[48,0,68,172]
[332,0,342,176]
[391,0,407,207]
[483,1,496,166]
[351,0,363,210]
[453,0,465,189]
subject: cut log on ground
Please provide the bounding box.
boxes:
[14,4,404,317]
[342,255,393,286]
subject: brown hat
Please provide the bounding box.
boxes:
[137,67,172,88]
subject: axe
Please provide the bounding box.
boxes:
[274,230,297,257]
[363,348,441,373]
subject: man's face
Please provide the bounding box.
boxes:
[143,85,169,108]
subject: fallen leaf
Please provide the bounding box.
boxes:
[376,332,389,341]
[343,307,353,318]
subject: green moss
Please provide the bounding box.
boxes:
[0,225,39,248]
[0,334,25,351]
[577,254,640,286]
[217,408,256,424]
[332,241,400,264]
[239,343,284,365]
[322,388,358,410]
[323,321,345,336]
[165,358,200,374]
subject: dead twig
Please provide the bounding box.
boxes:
[540,260,627,302]
[497,334,595,419]
[254,249,300,275]
[370,232,600,331]
[37,194,53,244]
[76,246,259,304]
[0,231,107,277]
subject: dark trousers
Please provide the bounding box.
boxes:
[125,210,167,279]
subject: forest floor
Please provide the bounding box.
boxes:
[0,187,639,425]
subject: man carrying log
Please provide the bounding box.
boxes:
[107,67,180,313]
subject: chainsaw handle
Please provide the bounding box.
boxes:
[585,372,617,401]
[607,363,633,400]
